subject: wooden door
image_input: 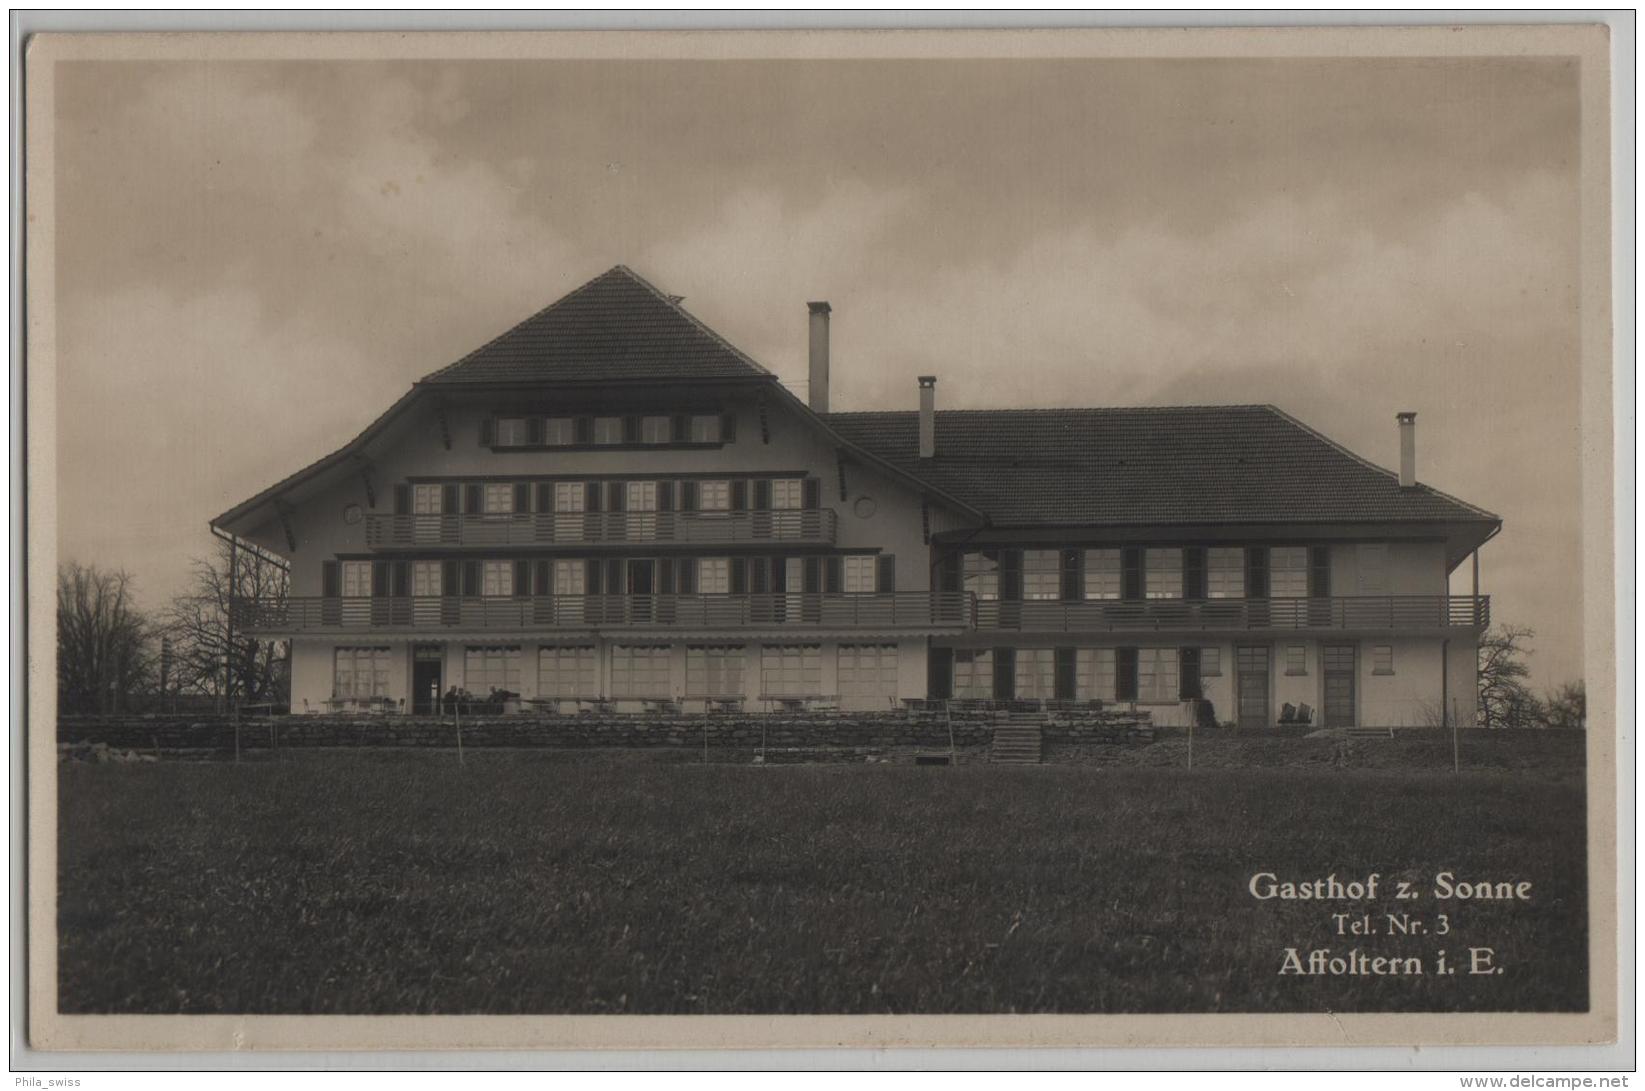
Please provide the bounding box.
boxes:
[1235,645,1270,729]
[1323,643,1357,727]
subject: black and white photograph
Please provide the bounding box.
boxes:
[21,23,1621,1057]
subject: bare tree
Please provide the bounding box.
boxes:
[57,562,155,714]
[1543,680,1587,730]
[161,538,289,709]
[1478,624,1542,729]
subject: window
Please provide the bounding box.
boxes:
[843,555,877,594]
[612,645,673,698]
[340,560,372,598]
[482,561,514,597]
[1014,647,1056,699]
[411,561,442,597]
[465,646,521,694]
[690,414,722,443]
[641,416,672,444]
[553,482,585,513]
[1201,646,1223,677]
[1207,548,1244,598]
[687,645,745,696]
[1285,644,1308,676]
[483,483,514,515]
[494,417,528,447]
[553,560,585,596]
[953,649,994,699]
[698,480,730,511]
[697,558,730,594]
[964,553,1000,601]
[1271,546,1309,597]
[1022,550,1061,601]
[770,479,804,510]
[1372,645,1394,675]
[593,416,624,445]
[412,484,443,514]
[760,644,821,696]
[626,481,658,511]
[538,646,596,698]
[838,645,898,705]
[1136,648,1181,703]
[1084,549,1122,600]
[1075,648,1117,701]
[543,417,577,446]
[333,647,390,699]
[1145,548,1183,599]
[1357,543,1388,594]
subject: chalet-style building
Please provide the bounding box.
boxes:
[215,266,1499,728]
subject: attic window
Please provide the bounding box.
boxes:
[543,418,576,446]
[494,417,528,447]
[593,417,624,445]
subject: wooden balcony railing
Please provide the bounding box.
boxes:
[972,595,1490,633]
[233,591,971,634]
[363,509,838,549]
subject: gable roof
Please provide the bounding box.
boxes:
[824,404,1500,528]
[420,265,774,386]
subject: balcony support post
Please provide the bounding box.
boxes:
[273,498,298,553]
[837,450,849,501]
[1472,548,1480,600]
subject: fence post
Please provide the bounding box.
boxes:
[455,700,464,765]
[233,702,240,763]
[1451,697,1460,776]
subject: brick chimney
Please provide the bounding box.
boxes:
[919,376,937,459]
[1397,411,1417,488]
[807,302,831,414]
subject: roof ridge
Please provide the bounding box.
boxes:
[610,265,776,379]
[418,266,623,384]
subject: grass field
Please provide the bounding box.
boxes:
[58,752,1588,1014]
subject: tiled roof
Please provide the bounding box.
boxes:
[421,265,774,385]
[824,405,1498,527]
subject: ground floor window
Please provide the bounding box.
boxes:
[686,645,745,696]
[538,645,596,698]
[465,645,521,694]
[333,646,390,699]
[612,644,672,698]
[1372,644,1395,675]
[1201,646,1223,677]
[838,644,898,703]
[1014,647,1056,699]
[1136,647,1180,703]
[760,644,821,696]
[953,649,994,699]
[1074,648,1116,701]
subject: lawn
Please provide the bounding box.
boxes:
[58,752,1588,1014]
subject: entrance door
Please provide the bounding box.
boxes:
[1323,643,1356,727]
[1235,645,1270,729]
[412,648,443,715]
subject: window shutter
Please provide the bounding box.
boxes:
[392,561,410,597]
[514,482,531,513]
[1116,647,1139,701]
[607,481,626,511]
[464,483,482,514]
[658,559,675,595]
[1061,549,1082,601]
[514,560,531,597]
[575,416,594,445]
[480,415,496,446]
[535,560,552,602]
[536,482,553,512]
[605,559,624,595]
[927,647,954,700]
[393,484,411,515]
[750,559,771,594]
[876,554,896,593]
[1121,547,1144,601]
[678,557,696,595]
[622,416,641,444]
[938,552,961,593]
[321,560,340,598]
[1000,549,1023,601]
[442,484,459,516]
[826,556,844,593]
[657,480,675,512]
[993,647,1016,701]
[442,560,459,598]
[721,412,737,442]
[1055,646,1077,700]
[730,480,748,511]
[371,561,390,597]
[803,557,821,593]
[672,414,689,443]
[527,417,544,446]
[680,480,698,511]
[729,557,747,595]
[1246,547,1270,598]
[462,561,481,596]
[1309,546,1331,597]
[586,558,603,594]
[585,481,602,512]
[769,558,786,594]
[754,479,772,510]
[1184,547,1207,600]
[1179,647,1202,700]
[802,478,821,510]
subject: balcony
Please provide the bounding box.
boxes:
[234,591,971,635]
[972,595,1490,633]
[363,509,837,549]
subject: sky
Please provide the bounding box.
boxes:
[51,55,1587,689]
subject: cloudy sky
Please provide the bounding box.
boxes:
[51,54,1586,687]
